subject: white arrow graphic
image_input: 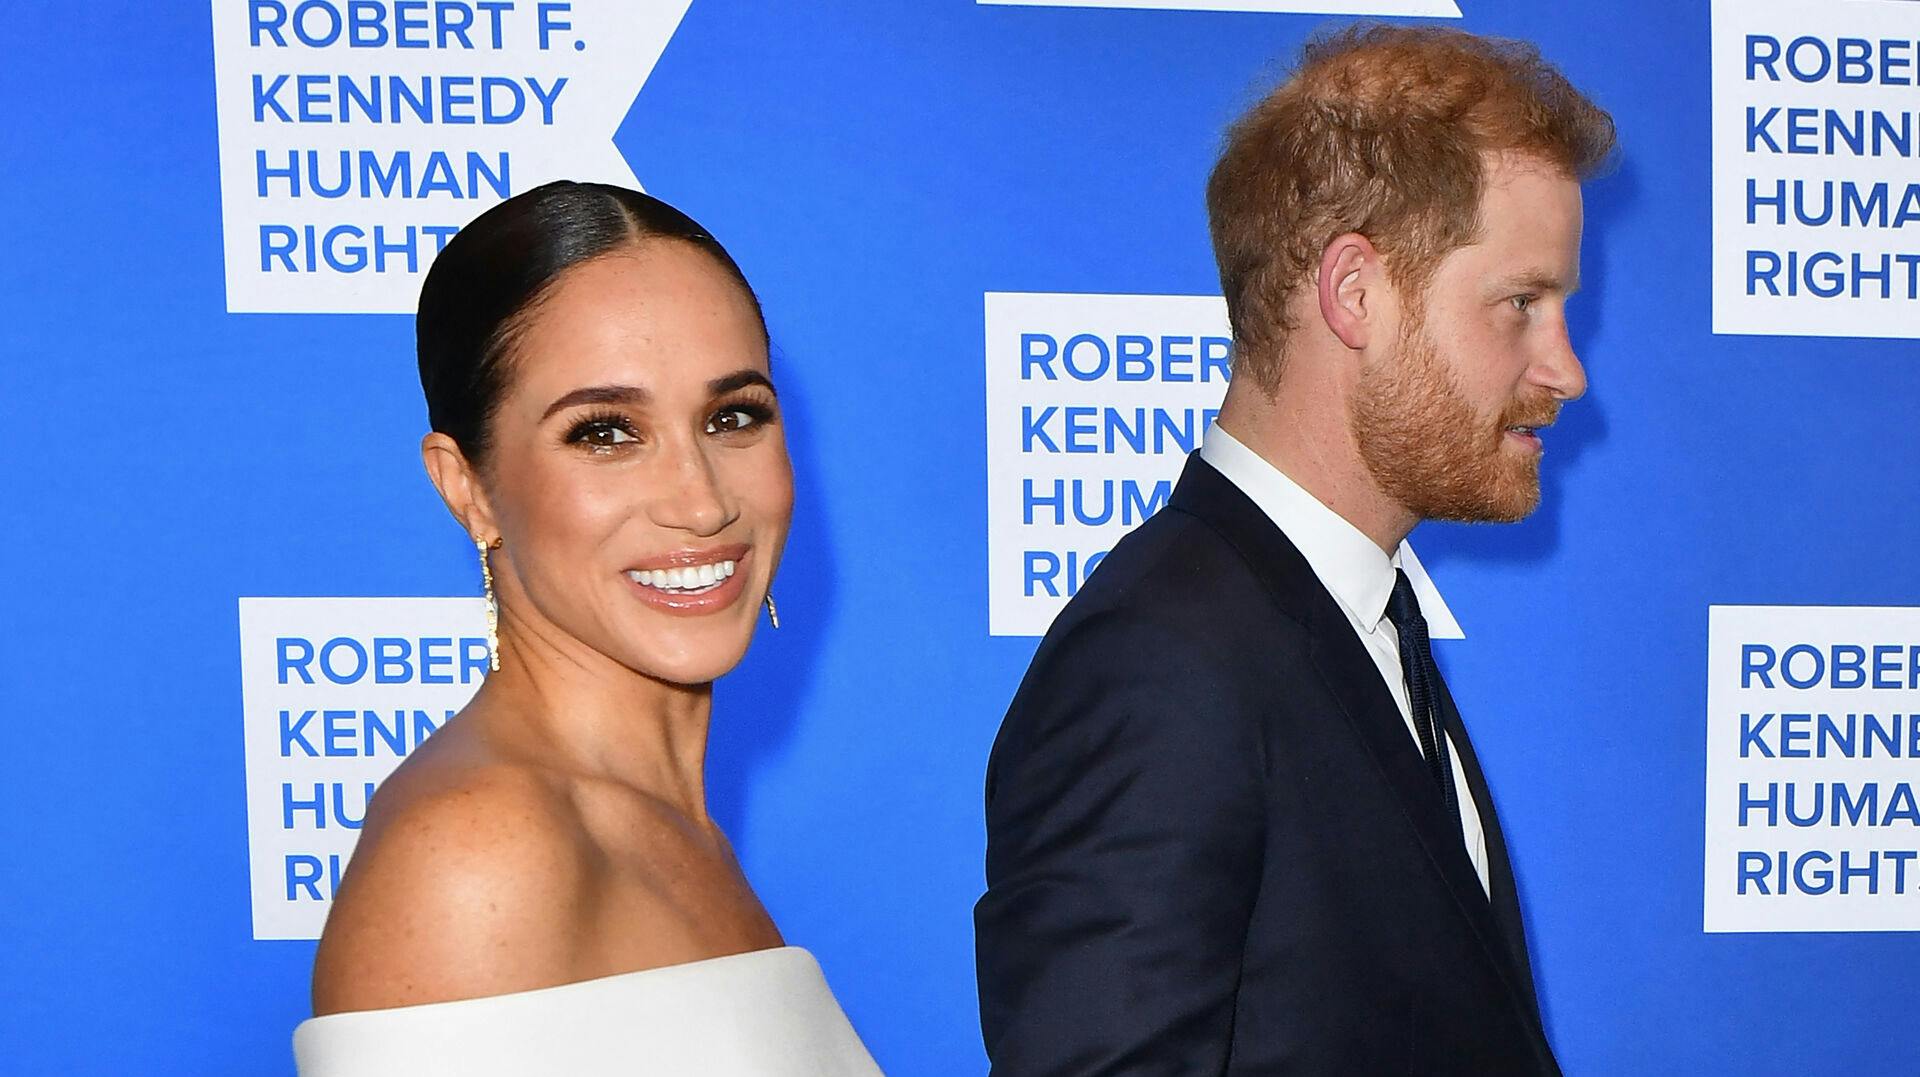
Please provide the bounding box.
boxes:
[210,0,691,314]
[979,0,1461,15]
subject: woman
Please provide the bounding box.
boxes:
[296,181,882,1075]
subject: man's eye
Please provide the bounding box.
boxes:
[1509,294,1534,313]
[706,408,759,435]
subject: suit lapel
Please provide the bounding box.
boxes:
[1167,454,1545,1038]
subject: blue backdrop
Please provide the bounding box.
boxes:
[4,1,1918,1073]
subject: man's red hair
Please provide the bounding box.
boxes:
[1207,24,1617,388]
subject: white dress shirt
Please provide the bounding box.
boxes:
[1199,422,1491,895]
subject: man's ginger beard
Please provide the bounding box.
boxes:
[1349,303,1561,524]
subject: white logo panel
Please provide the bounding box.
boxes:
[239,597,488,940]
[211,0,690,313]
[1706,605,1920,933]
[1711,0,1920,338]
[984,292,1460,639]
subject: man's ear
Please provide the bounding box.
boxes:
[421,432,498,542]
[1316,233,1384,351]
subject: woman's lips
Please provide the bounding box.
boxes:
[626,543,751,571]
[622,545,752,615]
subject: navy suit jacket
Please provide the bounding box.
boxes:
[975,455,1559,1075]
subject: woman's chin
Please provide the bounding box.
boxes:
[625,640,755,688]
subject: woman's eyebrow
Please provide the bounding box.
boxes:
[540,384,650,421]
[707,370,776,396]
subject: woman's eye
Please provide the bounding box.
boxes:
[578,422,636,449]
[706,408,759,435]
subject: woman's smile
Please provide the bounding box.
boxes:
[622,544,753,614]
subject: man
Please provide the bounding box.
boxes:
[975,25,1616,1075]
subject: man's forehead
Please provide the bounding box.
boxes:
[1433,182,1584,292]
[1446,243,1582,292]
[1481,148,1576,186]
[1476,162,1582,233]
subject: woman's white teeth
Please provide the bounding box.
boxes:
[627,560,736,593]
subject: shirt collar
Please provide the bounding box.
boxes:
[1198,421,1405,634]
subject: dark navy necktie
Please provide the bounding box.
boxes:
[1387,569,1459,823]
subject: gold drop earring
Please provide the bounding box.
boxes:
[764,592,780,630]
[476,535,501,672]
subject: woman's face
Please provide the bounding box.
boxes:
[474,241,791,686]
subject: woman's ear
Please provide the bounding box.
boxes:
[421,432,498,541]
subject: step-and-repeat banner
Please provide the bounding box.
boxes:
[4,1,1919,1073]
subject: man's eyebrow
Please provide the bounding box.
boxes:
[540,384,650,421]
[707,370,776,396]
[1499,270,1581,297]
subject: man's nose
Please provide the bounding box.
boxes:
[1536,325,1587,402]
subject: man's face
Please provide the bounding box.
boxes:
[1351,154,1588,524]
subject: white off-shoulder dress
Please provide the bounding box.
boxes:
[293,946,884,1076]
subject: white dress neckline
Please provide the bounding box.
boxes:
[294,945,883,1075]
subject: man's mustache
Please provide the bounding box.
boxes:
[1499,395,1562,430]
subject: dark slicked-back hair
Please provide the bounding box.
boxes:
[1206,24,1616,389]
[416,180,764,463]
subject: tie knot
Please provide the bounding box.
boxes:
[1386,568,1423,630]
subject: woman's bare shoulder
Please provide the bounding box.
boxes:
[309,730,592,1016]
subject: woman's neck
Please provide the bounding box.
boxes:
[471,609,716,822]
